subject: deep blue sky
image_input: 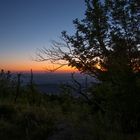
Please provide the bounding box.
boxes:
[0,0,85,71]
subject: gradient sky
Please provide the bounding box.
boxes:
[0,0,85,72]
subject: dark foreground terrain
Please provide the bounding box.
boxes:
[0,70,140,140]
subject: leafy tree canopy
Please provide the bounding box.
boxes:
[37,0,140,82]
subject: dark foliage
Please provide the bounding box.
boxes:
[37,0,140,133]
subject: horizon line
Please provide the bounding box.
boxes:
[0,69,79,74]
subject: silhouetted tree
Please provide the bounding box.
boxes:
[37,0,140,78]
[37,0,140,132]
[0,69,16,98]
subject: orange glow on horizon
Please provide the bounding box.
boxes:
[94,63,107,71]
[0,60,78,73]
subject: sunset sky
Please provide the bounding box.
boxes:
[0,0,85,72]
